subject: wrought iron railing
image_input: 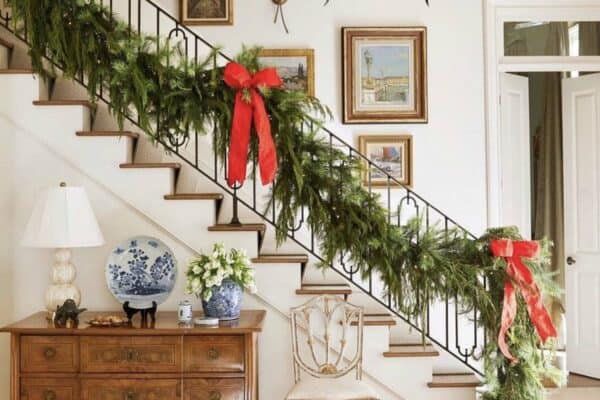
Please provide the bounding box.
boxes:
[0,0,485,375]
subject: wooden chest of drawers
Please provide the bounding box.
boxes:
[1,311,265,400]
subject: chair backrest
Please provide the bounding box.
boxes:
[290,295,364,382]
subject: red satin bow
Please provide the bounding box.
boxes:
[490,239,557,362]
[223,62,282,186]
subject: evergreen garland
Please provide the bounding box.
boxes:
[7,1,563,398]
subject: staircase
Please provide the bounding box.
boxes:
[2,2,596,400]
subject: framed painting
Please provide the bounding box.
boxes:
[358,135,413,188]
[180,0,233,25]
[343,27,428,124]
[258,49,315,96]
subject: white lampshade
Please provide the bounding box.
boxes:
[22,184,105,248]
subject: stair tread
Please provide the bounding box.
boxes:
[384,343,439,358]
[296,284,352,295]
[252,254,309,264]
[77,130,139,139]
[544,373,600,388]
[427,373,480,388]
[164,193,223,200]
[208,224,266,232]
[352,313,397,327]
[33,100,92,108]
[0,68,34,74]
[0,37,14,49]
[120,163,181,169]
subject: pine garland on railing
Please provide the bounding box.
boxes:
[6,0,563,398]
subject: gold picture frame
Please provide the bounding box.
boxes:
[358,135,413,188]
[343,27,428,124]
[180,0,233,26]
[258,49,315,97]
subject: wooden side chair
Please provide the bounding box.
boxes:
[286,295,380,400]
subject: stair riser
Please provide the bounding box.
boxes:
[0,46,8,69]
[0,74,48,114]
[362,327,437,398]
[253,263,304,312]
[76,136,134,165]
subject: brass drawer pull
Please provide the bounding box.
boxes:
[207,347,219,360]
[123,391,136,400]
[43,347,57,360]
[124,348,138,361]
[209,390,222,400]
[44,390,57,400]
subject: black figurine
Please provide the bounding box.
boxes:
[54,299,87,327]
[123,301,157,323]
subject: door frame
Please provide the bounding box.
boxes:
[483,0,600,227]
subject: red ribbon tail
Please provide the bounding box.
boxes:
[498,279,518,363]
[511,246,558,344]
[227,92,253,187]
[251,90,278,185]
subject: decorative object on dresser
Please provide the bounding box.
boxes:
[286,295,380,399]
[180,0,233,25]
[21,182,105,317]
[258,48,315,96]
[1,310,265,400]
[53,299,86,328]
[186,243,257,321]
[178,300,194,323]
[358,134,413,188]
[342,27,428,124]
[105,236,177,321]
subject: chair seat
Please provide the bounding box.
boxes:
[286,379,380,400]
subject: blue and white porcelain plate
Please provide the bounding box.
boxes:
[105,236,177,309]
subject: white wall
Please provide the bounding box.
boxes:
[157,0,488,234]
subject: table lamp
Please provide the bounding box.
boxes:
[22,182,104,317]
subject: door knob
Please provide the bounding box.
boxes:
[566,256,576,265]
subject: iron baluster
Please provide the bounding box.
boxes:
[445,292,450,348]
[387,177,391,224]
[252,154,257,211]
[230,183,242,226]
[340,251,359,276]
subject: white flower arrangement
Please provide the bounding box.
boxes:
[185,243,257,301]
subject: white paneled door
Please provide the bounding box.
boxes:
[563,72,600,379]
[500,73,532,238]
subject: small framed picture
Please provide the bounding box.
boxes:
[180,0,233,26]
[258,49,315,96]
[343,27,428,124]
[358,135,413,188]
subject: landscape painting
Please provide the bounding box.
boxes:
[181,0,233,25]
[358,43,412,110]
[359,135,413,187]
[343,27,428,123]
[258,49,315,96]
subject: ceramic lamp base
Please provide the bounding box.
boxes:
[45,248,81,318]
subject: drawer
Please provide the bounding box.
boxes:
[20,336,79,373]
[80,336,181,373]
[184,336,245,373]
[183,379,245,400]
[20,378,78,400]
[81,379,180,400]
